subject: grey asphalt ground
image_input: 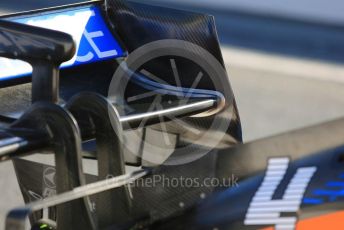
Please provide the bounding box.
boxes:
[148,0,344,25]
[2,48,344,228]
[229,60,344,142]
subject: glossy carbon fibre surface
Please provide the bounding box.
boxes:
[105,0,242,145]
[10,103,95,229]
[148,118,344,229]
[90,2,242,223]
[1,1,344,230]
[0,1,242,228]
[10,118,344,229]
[0,0,242,145]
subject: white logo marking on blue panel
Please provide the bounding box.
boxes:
[0,6,124,81]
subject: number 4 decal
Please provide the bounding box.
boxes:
[244,158,317,230]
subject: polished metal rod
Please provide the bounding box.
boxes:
[120,98,218,129]
[0,96,219,161]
